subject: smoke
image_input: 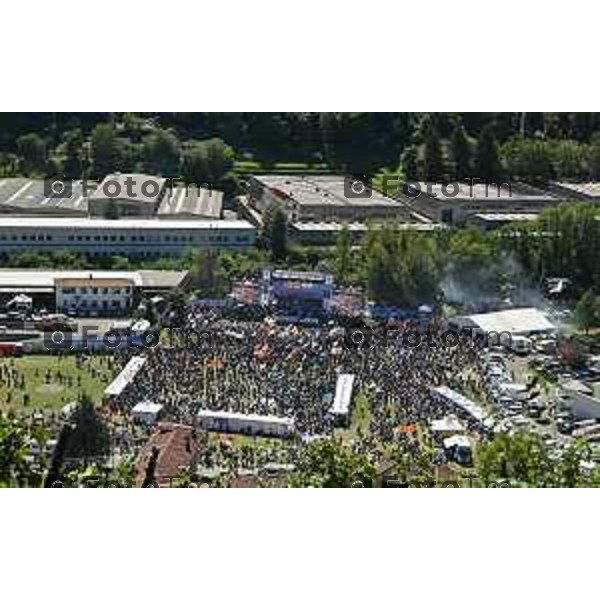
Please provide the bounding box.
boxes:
[441,253,547,312]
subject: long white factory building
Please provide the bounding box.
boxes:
[0,217,256,256]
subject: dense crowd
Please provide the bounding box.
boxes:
[116,308,489,447]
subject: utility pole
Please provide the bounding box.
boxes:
[520,112,527,138]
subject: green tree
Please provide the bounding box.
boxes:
[442,227,501,303]
[550,140,589,180]
[363,228,440,306]
[476,124,501,181]
[477,431,591,487]
[11,251,52,268]
[400,146,418,181]
[290,438,377,487]
[477,432,550,487]
[574,289,598,335]
[262,205,288,262]
[50,250,89,269]
[449,124,471,180]
[61,129,85,179]
[0,416,29,487]
[91,123,121,178]
[167,288,188,326]
[0,152,19,176]
[142,128,181,175]
[181,138,234,187]
[333,225,353,285]
[16,133,47,175]
[63,394,110,461]
[111,255,132,270]
[191,248,226,296]
[421,118,446,181]
[204,138,234,183]
[502,139,555,183]
[517,204,600,291]
[589,133,600,179]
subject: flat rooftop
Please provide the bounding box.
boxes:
[453,307,555,335]
[254,174,403,208]
[473,213,540,222]
[0,217,255,230]
[0,269,189,289]
[291,221,443,232]
[0,178,89,214]
[90,173,166,203]
[197,409,295,426]
[157,186,223,219]
[59,277,136,287]
[405,182,556,202]
[270,269,331,283]
[551,181,600,199]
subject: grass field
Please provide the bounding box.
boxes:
[335,390,371,443]
[0,354,118,414]
[351,391,371,436]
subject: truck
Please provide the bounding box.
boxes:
[502,335,532,355]
[0,342,24,357]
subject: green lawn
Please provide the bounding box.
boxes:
[0,354,117,414]
[351,391,371,436]
[335,390,371,443]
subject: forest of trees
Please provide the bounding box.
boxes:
[2,113,600,185]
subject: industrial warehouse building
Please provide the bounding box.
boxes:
[290,220,443,245]
[547,181,600,204]
[401,181,562,225]
[0,269,189,315]
[0,174,225,220]
[0,217,256,257]
[466,212,540,231]
[450,307,556,337]
[88,173,169,217]
[157,185,223,220]
[0,178,89,216]
[246,174,412,223]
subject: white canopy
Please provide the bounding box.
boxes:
[132,401,163,416]
[443,435,472,449]
[329,373,355,416]
[7,293,33,307]
[431,385,495,430]
[430,415,466,433]
[104,356,147,398]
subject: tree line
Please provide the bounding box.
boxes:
[2,113,600,186]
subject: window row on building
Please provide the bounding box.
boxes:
[0,219,257,256]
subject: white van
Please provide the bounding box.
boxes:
[503,335,532,355]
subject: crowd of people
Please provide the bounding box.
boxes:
[115,306,490,461]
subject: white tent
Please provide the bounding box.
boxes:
[104,356,147,399]
[131,401,163,425]
[451,307,555,337]
[443,435,472,450]
[431,385,495,430]
[6,294,33,309]
[430,415,466,433]
[329,373,355,420]
[443,435,473,465]
[132,319,151,334]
